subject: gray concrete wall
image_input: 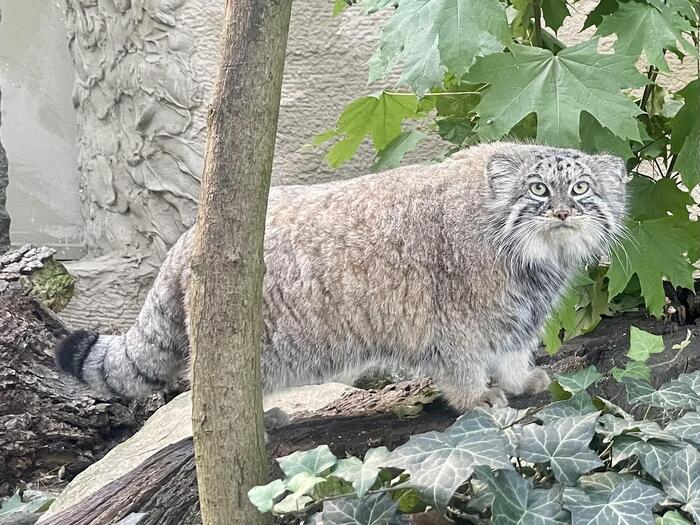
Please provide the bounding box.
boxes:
[0,0,84,258]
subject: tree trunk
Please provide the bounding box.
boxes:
[188,1,293,524]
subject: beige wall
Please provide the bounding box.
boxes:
[0,0,84,258]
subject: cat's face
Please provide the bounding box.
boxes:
[486,147,627,267]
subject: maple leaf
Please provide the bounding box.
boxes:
[596,0,696,71]
[466,40,646,147]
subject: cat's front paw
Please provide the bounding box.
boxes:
[522,368,551,394]
[478,386,508,408]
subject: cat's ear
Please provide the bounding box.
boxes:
[592,154,629,184]
[486,153,522,195]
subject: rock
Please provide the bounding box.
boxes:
[38,382,360,521]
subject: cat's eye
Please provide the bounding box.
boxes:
[529,182,549,197]
[572,181,589,195]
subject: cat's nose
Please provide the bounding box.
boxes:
[554,209,570,221]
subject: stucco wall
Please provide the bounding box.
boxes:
[0,0,84,257]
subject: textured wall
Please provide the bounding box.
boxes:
[0,86,9,255]
[0,0,83,257]
[63,0,394,262]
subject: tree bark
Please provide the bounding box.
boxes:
[188,1,293,524]
[0,290,165,497]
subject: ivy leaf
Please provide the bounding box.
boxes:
[368,0,511,95]
[538,392,598,424]
[665,411,700,447]
[596,414,672,442]
[319,493,399,525]
[627,326,665,362]
[518,413,604,485]
[555,366,603,395]
[659,446,700,522]
[371,131,426,172]
[656,510,693,525]
[319,93,420,168]
[612,435,685,480]
[277,445,338,478]
[670,80,700,189]
[596,0,696,71]
[476,466,570,525]
[466,40,645,147]
[623,377,700,410]
[248,480,286,513]
[387,410,512,511]
[541,0,570,33]
[563,479,663,525]
[677,371,700,393]
[607,216,698,316]
[611,361,652,382]
[333,448,390,497]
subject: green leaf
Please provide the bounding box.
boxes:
[368,0,511,95]
[577,472,633,494]
[611,361,652,382]
[563,479,663,525]
[277,445,338,478]
[656,510,693,525]
[627,326,665,362]
[320,493,400,524]
[672,330,694,351]
[596,413,674,442]
[371,130,426,172]
[596,0,696,71]
[541,0,570,32]
[466,40,646,147]
[538,391,599,424]
[670,80,700,189]
[612,436,685,480]
[583,0,619,30]
[579,111,635,161]
[627,176,693,222]
[333,447,390,497]
[554,366,603,395]
[324,93,420,168]
[607,216,698,316]
[659,446,700,522]
[623,377,700,410]
[518,412,604,485]
[665,411,700,447]
[248,480,286,513]
[677,371,700,393]
[476,466,569,524]
[386,409,512,511]
[333,0,350,16]
[0,491,54,517]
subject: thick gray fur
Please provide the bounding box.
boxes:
[57,142,627,410]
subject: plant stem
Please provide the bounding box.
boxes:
[639,66,659,111]
[533,0,543,47]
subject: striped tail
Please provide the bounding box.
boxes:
[55,230,194,399]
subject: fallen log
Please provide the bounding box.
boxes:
[0,289,167,497]
[37,312,700,525]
